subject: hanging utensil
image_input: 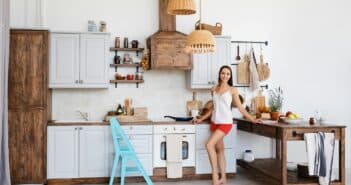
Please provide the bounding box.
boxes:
[235,45,241,61]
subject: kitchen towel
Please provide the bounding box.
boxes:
[166,134,183,178]
[304,132,336,185]
[249,48,259,91]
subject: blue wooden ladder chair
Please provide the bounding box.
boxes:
[109,118,153,185]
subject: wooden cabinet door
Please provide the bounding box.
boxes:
[9,32,28,108]
[9,109,46,183]
[79,126,110,177]
[79,34,108,87]
[8,30,49,184]
[47,126,79,178]
[49,33,79,87]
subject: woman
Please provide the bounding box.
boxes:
[193,65,260,185]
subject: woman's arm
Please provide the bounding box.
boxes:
[231,88,258,123]
[193,107,213,124]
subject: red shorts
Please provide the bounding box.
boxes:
[210,121,233,135]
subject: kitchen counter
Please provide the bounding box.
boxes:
[47,120,210,126]
[235,118,346,185]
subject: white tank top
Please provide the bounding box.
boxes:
[211,90,233,124]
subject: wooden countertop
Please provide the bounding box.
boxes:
[47,120,206,126]
[234,118,346,128]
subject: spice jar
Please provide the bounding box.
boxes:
[123,37,129,48]
[114,37,120,48]
[135,72,143,80]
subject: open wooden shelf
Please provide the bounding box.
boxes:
[109,47,144,52]
[110,80,144,88]
[110,64,140,67]
[110,80,144,83]
[237,159,342,185]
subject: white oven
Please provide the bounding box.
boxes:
[153,124,195,167]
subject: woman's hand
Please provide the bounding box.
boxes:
[192,117,202,124]
[253,119,263,124]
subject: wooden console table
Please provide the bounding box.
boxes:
[234,118,346,185]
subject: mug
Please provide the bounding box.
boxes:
[131,40,139,48]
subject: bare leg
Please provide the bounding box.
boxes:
[206,130,225,185]
[216,139,226,185]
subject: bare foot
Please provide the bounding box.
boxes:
[218,177,227,185]
[212,175,220,185]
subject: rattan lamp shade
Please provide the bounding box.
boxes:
[167,0,196,15]
[187,29,215,53]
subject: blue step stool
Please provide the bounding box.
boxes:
[109,118,153,185]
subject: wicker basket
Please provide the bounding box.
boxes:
[195,21,222,35]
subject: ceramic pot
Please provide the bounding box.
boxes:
[270,112,280,120]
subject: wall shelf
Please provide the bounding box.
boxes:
[110,80,144,88]
[109,47,144,56]
[110,63,140,72]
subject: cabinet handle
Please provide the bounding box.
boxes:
[74,127,78,130]
[208,81,211,84]
[79,80,83,83]
[75,80,79,84]
[79,127,83,130]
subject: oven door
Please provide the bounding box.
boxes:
[153,134,195,167]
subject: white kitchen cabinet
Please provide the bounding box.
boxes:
[187,36,232,89]
[79,126,110,177]
[10,0,42,28]
[107,125,153,176]
[49,32,109,88]
[195,124,237,174]
[47,126,111,179]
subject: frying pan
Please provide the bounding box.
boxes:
[164,115,193,122]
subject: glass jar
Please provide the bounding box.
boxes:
[135,72,143,80]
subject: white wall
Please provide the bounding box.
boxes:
[40,0,350,171]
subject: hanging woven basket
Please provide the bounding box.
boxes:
[195,20,222,35]
[187,30,215,54]
[167,0,196,15]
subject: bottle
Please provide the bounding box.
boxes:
[123,37,129,48]
[115,37,120,48]
[116,104,123,115]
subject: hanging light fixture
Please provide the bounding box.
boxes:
[186,0,215,54]
[167,0,196,15]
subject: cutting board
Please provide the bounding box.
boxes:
[253,90,266,113]
[237,54,250,84]
[257,54,270,81]
[186,92,202,116]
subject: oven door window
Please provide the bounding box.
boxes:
[160,141,189,160]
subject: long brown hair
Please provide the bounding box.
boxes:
[218,65,233,86]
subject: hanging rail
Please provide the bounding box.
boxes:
[231,40,268,46]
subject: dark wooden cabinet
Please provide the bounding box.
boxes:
[8,29,50,184]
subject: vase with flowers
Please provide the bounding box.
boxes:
[268,87,283,120]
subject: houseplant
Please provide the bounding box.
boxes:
[268,87,283,120]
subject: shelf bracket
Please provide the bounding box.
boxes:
[115,82,117,88]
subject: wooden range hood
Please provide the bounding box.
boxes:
[147,0,192,70]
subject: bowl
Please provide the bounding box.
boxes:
[279,116,303,124]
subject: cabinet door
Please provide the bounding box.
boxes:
[10,0,42,28]
[190,53,212,88]
[47,126,79,179]
[79,34,108,87]
[210,37,232,83]
[79,126,110,177]
[49,33,79,87]
[188,36,231,89]
[196,149,236,174]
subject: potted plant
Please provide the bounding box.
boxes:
[268,87,283,120]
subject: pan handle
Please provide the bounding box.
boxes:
[164,115,176,120]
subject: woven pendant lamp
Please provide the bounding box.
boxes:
[167,0,196,15]
[186,0,215,53]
